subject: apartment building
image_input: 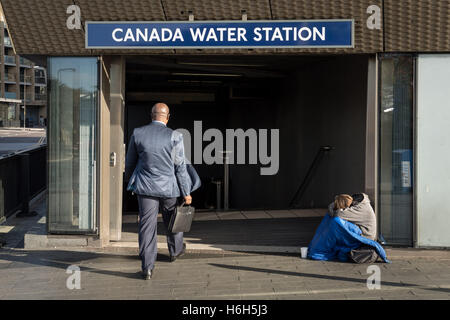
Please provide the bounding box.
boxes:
[0,14,47,128]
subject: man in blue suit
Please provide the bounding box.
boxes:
[125,103,193,280]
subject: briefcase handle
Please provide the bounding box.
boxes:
[179,201,192,208]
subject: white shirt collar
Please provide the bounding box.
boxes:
[152,120,166,126]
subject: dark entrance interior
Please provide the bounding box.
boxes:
[123,54,369,214]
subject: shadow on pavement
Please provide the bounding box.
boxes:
[209,263,450,295]
[0,250,167,280]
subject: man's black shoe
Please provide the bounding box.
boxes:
[142,268,153,280]
[170,243,186,262]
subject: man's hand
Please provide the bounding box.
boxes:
[184,195,192,205]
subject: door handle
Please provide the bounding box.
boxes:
[110,152,117,167]
[122,143,126,173]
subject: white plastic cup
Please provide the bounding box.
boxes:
[300,247,308,259]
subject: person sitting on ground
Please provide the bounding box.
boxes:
[307,193,389,263]
[328,193,377,241]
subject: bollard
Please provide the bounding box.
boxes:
[221,151,232,211]
[211,180,222,211]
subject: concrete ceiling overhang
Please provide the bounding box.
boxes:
[0,0,384,56]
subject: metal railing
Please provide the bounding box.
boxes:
[20,92,33,100]
[4,55,15,64]
[4,37,12,47]
[290,146,334,209]
[20,57,32,66]
[0,145,47,220]
[35,76,46,84]
[20,74,32,83]
[35,93,47,101]
[5,92,17,99]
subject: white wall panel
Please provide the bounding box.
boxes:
[417,55,450,247]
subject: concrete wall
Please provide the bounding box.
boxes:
[417,55,450,247]
[124,55,369,210]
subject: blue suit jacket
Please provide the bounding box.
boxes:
[125,121,201,198]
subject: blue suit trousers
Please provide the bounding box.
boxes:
[137,195,184,271]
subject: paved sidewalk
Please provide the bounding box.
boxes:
[0,246,449,300]
[1,195,450,300]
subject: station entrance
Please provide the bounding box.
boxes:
[112,54,372,245]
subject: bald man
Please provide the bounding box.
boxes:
[125,103,193,280]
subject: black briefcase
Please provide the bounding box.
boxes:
[168,202,195,233]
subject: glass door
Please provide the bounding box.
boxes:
[48,57,98,233]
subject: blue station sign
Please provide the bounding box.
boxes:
[86,20,354,49]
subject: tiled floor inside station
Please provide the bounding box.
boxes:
[113,209,327,252]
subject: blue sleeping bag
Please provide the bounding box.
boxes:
[307,214,390,263]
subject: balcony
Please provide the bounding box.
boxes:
[4,55,15,65]
[4,73,16,82]
[4,37,12,47]
[20,92,33,101]
[20,57,32,67]
[5,92,17,99]
[35,93,47,101]
[20,74,32,84]
[35,76,46,85]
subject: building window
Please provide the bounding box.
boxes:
[379,55,414,246]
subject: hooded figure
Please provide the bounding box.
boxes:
[328,193,377,241]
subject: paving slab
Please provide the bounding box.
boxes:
[291,209,319,218]
[216,211,245,220]
[193,212,220,221]
[242,211,272,219]
[266,210,297,218]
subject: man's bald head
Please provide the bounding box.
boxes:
[151,102,170,124]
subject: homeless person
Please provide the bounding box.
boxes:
[307,194,390,264]
[329,193,377,241]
